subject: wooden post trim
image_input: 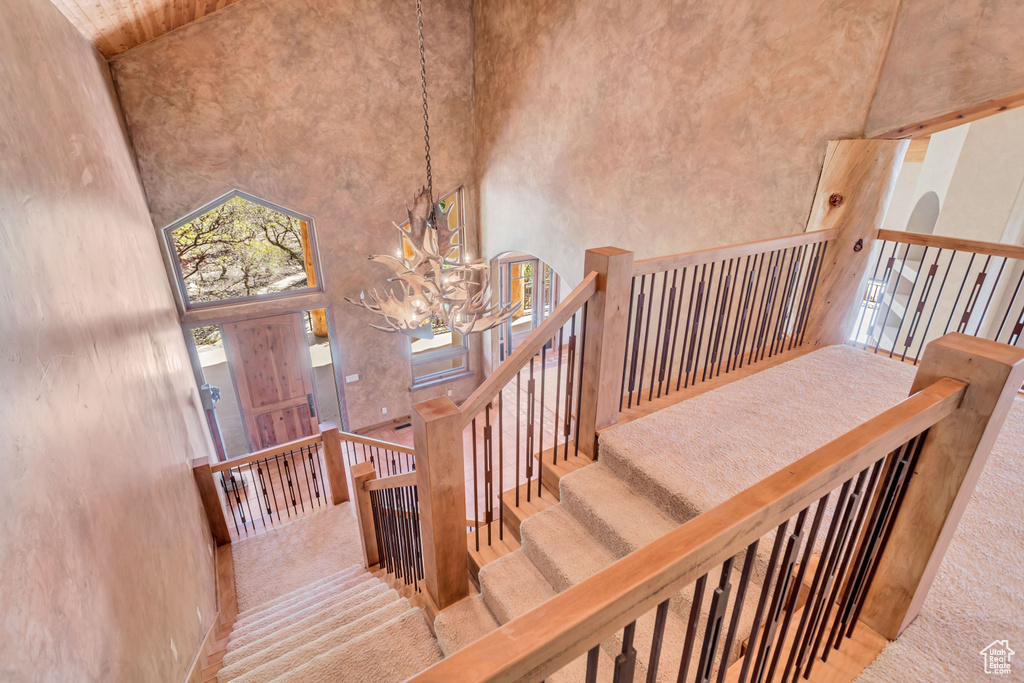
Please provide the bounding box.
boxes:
[859,333,1024,638]
[576,247,634,456]
[319,422,350,504]
[413,396,470,610]
[802,139,909,347]
[192,457,231,546]
[350,461,379,567]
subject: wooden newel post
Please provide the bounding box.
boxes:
[576,247,634,457]
[192,457,231,547]
[319,422,350,504]
[412,396,469,611]
[859,333,1024,638]
[803,139,908,346]
[350,461,380,567]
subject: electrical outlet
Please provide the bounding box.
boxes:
[381,407,388,415]
[345,373,359,384]
[447,389,453,397]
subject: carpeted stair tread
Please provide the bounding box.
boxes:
[479,549,557,624]
[227,581,388,652]
[269,607,443,683]
[234,565,363,622]
[233,570,371,630]
[231,575,380,637]
[559,463,679,557]
[598,346,916,524]
[220,597,412,683]
[222,588,401,669]
[520,505,617,592]
[517,505,689,682]
[433,595,499,656]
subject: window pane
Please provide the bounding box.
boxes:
[413,354,466,380]
[171,195,312,305]
[411,318,463,356]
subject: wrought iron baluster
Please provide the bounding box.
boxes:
[573,303,589,459]
[677,574,708,682]
[620,277,637,411]
[614,620,638,683]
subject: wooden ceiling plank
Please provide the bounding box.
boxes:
[82,0,135,55]
[51,0,119,58]
[50,0,244,57]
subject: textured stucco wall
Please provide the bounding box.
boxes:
[0,0,218,680]
[867,0,1024,137]
[472,0,902,283]
[111,0,478,431]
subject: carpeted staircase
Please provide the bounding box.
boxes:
[210,345,1021,682]
[216,566,441,683]
[433,346,921,680]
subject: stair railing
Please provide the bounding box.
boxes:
[852,229,1024,366]
[408,247,636,610]
[350,463,424,592]
[408,333,1024,682]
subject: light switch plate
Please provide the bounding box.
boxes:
[345,373,359,383]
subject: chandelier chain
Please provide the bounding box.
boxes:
[416,0,434,224]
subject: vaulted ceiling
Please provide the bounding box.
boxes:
[51,0,243,58]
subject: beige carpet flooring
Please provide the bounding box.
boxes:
[219,567,441,683]
[231,502,364,612]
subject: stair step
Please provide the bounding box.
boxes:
[520,506,617,592]
[219,598,412,683]
[433,595,499,656]
[232,575,379,636]
[467,520,521,583]
[559,463,679,558]
[234,565,362,621]
[535,443,594,500]
[499,481,557,542]
[228,581,388,653]
[479,549,556,625]
[269,608,442,683]
[223,588,400,670]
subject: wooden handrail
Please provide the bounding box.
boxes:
[459,272,599,426]
[409,377,966,682]
[632,228,839,277]
[876,229,1024,261]
[339,430,416,456]
[364,470,418,491]
[210,433,323,473]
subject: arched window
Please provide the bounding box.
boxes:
[163,190,322,310]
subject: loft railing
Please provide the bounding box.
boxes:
[211,434,329,537]
[852,229,1024,363]
[623,230,836,412]
[191,423,413,544]
[409,334,1024,682]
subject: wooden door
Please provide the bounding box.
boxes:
[222,313,320,450]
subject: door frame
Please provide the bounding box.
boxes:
[181,299,349,460]
[221,311,321,451]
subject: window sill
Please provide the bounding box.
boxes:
[411,369,475,391]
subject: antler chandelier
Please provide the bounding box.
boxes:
[349,0,518,337]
